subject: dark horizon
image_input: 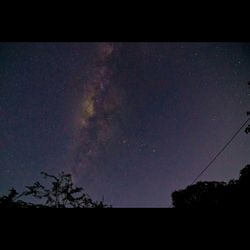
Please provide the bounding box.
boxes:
[1,42,250,207]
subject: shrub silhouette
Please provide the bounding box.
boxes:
[172,165,250,208]
[0,172,109,208]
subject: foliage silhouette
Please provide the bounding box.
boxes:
[173,83,250,208]
[172,165,250,208]
[0,172,110,208]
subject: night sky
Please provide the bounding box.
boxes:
[1,42,250,207]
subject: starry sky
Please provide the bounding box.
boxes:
[1,42,250,207]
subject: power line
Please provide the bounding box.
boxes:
[191,116,250,185]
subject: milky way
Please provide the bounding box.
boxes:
[72,43,125,178]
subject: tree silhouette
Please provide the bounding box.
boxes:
[172,82,250,208]
[0,172,110,208]
[172,165,250,208]
[0,188,26,208]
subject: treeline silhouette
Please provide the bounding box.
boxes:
[0,172,109,208]
[172,165,250,208]
[2,166,250,208]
